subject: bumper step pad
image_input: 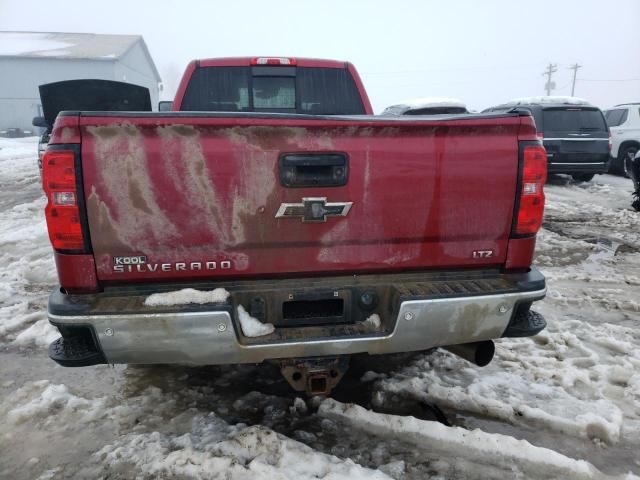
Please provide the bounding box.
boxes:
[502,309,546,338]
[49,335,107,367]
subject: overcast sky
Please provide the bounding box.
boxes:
[1,0,639,112]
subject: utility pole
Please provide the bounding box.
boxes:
[568,63,582,96]
[543,63,558,96]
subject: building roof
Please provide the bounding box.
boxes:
[0,31,161,82]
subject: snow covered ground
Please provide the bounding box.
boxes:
[1,137,639,479]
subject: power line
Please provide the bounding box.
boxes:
[360,64,537,76]
[578,78,640,82]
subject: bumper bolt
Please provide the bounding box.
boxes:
[404,311,414,321]
[217,323,227,332]
[104,328,114,336]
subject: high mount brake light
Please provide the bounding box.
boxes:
[42,150,85,251]
[251,57,296,66]
[514,144,547,236]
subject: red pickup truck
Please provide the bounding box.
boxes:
[44,57,547,395]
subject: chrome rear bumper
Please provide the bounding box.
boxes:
[48,269,546,366]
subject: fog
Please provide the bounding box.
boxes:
[1,0,638,112]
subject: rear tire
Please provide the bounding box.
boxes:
[619,146,638,178]
[572,173,594,182]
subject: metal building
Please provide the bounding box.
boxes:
[0,31,162,131]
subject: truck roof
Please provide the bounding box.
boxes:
[613,102,640,107]
[197,57,348,68]
[386,97,467,110]
[499,96,594,108]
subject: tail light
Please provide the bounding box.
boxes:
[514,143,547,235]
[536,131,544,142]
[42,149,86,251]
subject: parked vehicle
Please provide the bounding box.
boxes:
[32,79,151,169]
[31,116,49,170]
[631,150,640,212]
[43,57,547,395]
[382,97,468,115]
[484,96,610,182]
[158,100,173,111]
[0,127,33,138]
[603,103,640,177]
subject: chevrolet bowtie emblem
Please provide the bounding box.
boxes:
[275,197,353,223]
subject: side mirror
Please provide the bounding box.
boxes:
[158,101,173,112]
[32,116,47,128]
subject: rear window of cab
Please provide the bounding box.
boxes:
[180,66,365,115]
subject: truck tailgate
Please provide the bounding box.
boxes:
[78,114,522,282]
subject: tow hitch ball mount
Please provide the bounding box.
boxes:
[279,356,350,395]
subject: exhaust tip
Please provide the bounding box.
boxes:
[444,340,495,367]
[474,340,495,367]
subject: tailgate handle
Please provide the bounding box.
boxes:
[279,153,348,187]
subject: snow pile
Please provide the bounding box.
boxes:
[0,137,56,347]
[3,381,107,425]
[379,346,628,445]
[237,305,275,337]
[4,376,393,479]
[362,313,381,329]
[360,371,386,383]
[0,136,39,160]
[0,310,41,338]
[0,198,54,345]
[95,414,390,480]
[144,288,230,306]
[290,397,308,415]
[319,399,623,479]
[12,318,59,347]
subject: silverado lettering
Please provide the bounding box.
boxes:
[113,260,232,273]
[43,57,547,395]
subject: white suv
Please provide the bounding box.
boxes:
[604,103,640,176]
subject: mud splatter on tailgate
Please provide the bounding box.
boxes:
[85,124,179,253]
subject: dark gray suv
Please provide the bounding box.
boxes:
[484,97,610,182]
